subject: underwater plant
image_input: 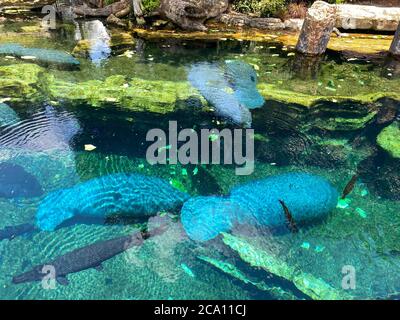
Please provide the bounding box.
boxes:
[36,173,190,231]
[181,173,339,241]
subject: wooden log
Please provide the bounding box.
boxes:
[390,22,400,57]
[296,1,337,56]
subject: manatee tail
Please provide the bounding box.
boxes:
[0,223,37,241]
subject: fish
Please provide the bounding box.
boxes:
[0,162,43,198]
[341,174,358,199]
[0,223,37,241]
[12,225,166,285]
[279,199,299,233]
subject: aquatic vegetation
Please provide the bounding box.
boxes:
[50,74,204,113]
[0,162,43,198]
[197,255,299,300]
[0,43,80,67]
[377,122,400,159]
[188,60,264,126]
[0,102,19,126]
[36,173,190,231]
[181,173,338,241]
[0,64,47,102]
[221,233,354,300]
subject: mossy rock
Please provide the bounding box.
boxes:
[377,122,400,159]
[142,0,161,14]
[49,74,206,113]
[0,63,49,102]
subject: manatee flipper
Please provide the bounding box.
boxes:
[56,276,69,286]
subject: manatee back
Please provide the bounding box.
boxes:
[230,173,339,227]
[36,173,190,231]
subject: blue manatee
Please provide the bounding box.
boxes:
[0,44,80,67]
[181,173,338,241]
[0,102,19,127]
[36,173,190,231]
[188,60,264,127]
[224,60,265,109]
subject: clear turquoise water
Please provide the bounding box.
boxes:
[0,18,399,300]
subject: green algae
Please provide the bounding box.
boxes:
[0,63,49,102]
[197,255,299,300]
[377,122,400,159]
[221,232,354,300]
[49,74,205,113]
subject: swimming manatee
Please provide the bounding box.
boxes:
[181,173,339,241]
[0,43,80,68]
[0,103,19,127]
[188,60,264,127]
[0,162,43,198]
[36,173,190,231]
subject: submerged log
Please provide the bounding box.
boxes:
[390,22,400,57]
[296,1,337,56]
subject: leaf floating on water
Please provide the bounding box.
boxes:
[180,263,195,278]
[355,207,367,219]
[84,144,97,151]
[301,242,310,250]
[337,198,351,209]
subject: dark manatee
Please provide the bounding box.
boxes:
[188,60,264,127]
[0,44,80,68]
[181,173,339,241]
[36,173,190,231]
[0,162,43,198]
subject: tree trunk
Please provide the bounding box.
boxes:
[296,1,337,56]
[390,22,400,57]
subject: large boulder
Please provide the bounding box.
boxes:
[377,122,400,159]
[158,0,229,31]
[336,4,400,31]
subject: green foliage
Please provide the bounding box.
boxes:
[232,0,287,17]
[142,0,161,14]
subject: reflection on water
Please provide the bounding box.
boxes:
[0,19,399,300]
[74,20,111,65]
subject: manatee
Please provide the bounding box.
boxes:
[188,60,264,127]
[181,173,338,241]
[0,102,19,127]
[36,173,190,231]
[0,105,80,152]
[0,43,80,67]
[0,162,43,198]
[224,60,265,109]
